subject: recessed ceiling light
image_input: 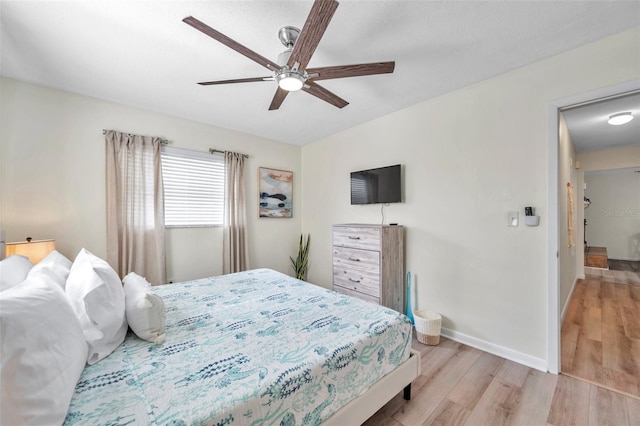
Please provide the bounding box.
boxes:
[608,112,634,125]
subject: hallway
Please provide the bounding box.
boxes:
[561,268,640,398]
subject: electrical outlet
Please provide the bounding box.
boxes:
[507,211,519,227]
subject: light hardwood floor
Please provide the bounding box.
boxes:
[609,259,640,274]
[362,336,640,426]
[584,266,640,287]
[561,274,640,397]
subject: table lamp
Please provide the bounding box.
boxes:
[5,237,56,264]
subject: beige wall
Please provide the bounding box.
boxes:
[301,28,640,362]
[584,170,640,260]
[578,144,640,171]
[558,114,578,314]
[0,78,302,282]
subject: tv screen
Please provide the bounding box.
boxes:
[351,164,401,205]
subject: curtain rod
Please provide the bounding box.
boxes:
[102,129,169,145]
[209,148,249,158]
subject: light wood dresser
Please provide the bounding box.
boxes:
[332,224,404,312]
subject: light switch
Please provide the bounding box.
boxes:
[507,211,519,227]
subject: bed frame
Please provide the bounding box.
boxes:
[324,349,421,425]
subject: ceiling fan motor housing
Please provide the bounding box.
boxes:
[277,48,293,67]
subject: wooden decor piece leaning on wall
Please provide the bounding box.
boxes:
[567,182,575,248]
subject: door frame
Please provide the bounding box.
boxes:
[546,79,640,374]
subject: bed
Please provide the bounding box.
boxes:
[1,254,418,425]
[64,268,420,425]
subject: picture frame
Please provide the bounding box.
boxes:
[259,167,293,218]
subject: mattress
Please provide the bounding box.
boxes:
[64,268,411,425]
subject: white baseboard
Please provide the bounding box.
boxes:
[440,327,547,372]
[609,256,640,262]
[561,276,581,323]
[585,266,609,271]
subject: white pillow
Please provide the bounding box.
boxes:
[0,255,33,292]
[66,248,127,364]
[27,250,72,289]
[123,272,166,344]
[0,275,88,426]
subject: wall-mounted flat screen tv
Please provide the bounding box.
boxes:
[351,164,401,205]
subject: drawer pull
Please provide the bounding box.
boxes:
[348,257,360,262]
[348,236,361,240]
[348,277,361,283]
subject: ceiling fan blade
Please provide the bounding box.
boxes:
[198,77,273,86]
[269,87,290,111]
[183,16,279,71]
[306,61,395,81]
[287,0,338,71]
[302,81,348,108]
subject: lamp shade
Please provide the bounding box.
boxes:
[5,239,56,264]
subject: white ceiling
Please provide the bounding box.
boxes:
[562,93,640,153]
[1,1,639,146]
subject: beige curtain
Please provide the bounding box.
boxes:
[105,130,166,284]
[223,151,249,274]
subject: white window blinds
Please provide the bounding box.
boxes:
[350,175,368,204]
[161,146,224,227]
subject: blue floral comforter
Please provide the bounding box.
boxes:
[64,268,411,425]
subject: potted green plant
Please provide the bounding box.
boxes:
[290,233,310,280]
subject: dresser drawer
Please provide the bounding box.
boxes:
[332,247,380,273]
[333,226,381,251]
[333,268,380,297]
[331,224,404,312]
[333,285,379,304]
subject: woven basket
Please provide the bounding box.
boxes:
[414,310,442,345]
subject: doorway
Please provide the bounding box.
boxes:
[566,166,640,396]
[583,168,640,277]
[548,84,640,396]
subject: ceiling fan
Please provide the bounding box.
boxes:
[183,0,395,110]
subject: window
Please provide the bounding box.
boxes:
[161,146,224,227]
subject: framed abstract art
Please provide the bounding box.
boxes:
[259,167,293,218]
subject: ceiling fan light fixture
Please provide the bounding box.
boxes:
[608,112,633,125]
[276,71,305,91]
